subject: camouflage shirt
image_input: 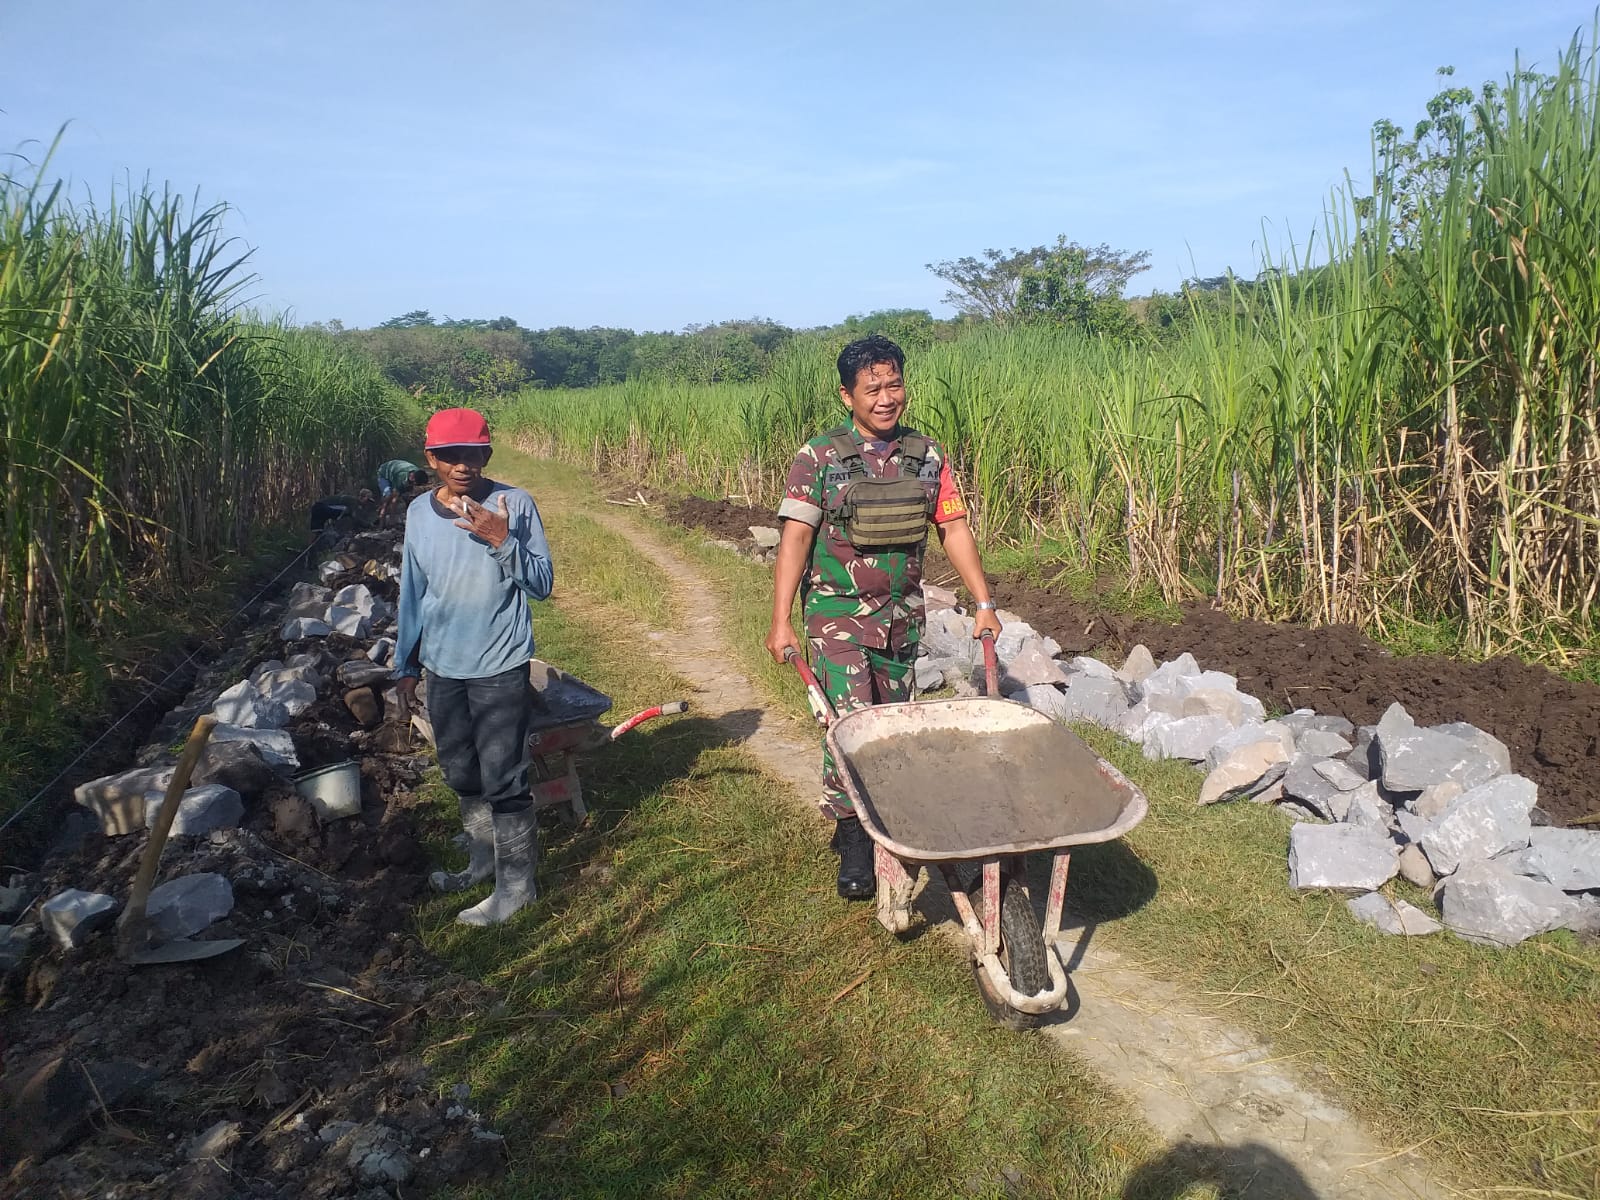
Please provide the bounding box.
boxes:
[777,425,968,650]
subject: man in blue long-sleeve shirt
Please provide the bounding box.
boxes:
[394,407,554,926]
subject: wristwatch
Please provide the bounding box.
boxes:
[975,601,997,611]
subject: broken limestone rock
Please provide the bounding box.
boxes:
[1439,859,1578,947]
[1419,774,1536,876]
[325,605,371,639]
[1376,703,1505,793]
[74,764,177,836]
[747,525,781,549]
[1116,644,1157,685]
[367,636,396,666]
[1288,823,1400,892]
[337,658,392,689]
[1067,656,1117,680]
[1297,728,1354,759]
[1346,892,1443,936]
[1281,755,1342,821]
[143,784,243,837]
[343,688,382,728]
[145,873,234,942]
[1062,675,1131,728]
[1397,843,1436,889]
[1142,714,1234,763]
[996,641,1070,689]
[332,582,391,622]
[1513,827,1600,892]
[914,657,946,691]
[193,741,276,799]
[1205,721,1296,773]
[1200,739,1292,806]
[1341,782,1397,833]
[40,889,119,950]
[345,1121,414,1185]
[0,1055,158,1159]
[283,581,332,621]
[1279,710,1356,741]
[211,680,290,730]
[0,923,38,973]
[923,582,958,610]
[1344,725,1378,780]
[1430,721,1512,778]
[209,724,299,771]
[921,608,979,665]
[1007,684,1070,720]
[1312,757,1368,792]
[281,616,332,640]
[1410,780,1464,821]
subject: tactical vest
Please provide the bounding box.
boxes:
[824,428,935,549]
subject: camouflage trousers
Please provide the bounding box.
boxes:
[813,638,917,819]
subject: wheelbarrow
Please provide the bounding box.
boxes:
[408,659,688,824]
[786,634,1147,1029]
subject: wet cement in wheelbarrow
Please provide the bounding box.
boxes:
[845,725,1128,854]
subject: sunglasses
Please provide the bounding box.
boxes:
[430,446,490,466]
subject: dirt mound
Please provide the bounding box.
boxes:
[990,575,1600,827]
[665,496,774,545]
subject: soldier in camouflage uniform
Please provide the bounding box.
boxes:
[765,335,1002,899]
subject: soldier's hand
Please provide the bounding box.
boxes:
[973,608,1003,640]
[766,622,802,665]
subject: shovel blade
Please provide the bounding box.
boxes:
[125,937,245,965]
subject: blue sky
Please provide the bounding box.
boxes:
[4,2,1595,331]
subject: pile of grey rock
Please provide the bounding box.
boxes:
[10,533,411,961]
[918,591,1600,950]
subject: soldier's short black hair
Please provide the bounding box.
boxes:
[407,469,429,487]
[837,335,906,391]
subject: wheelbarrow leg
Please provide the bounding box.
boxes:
[874,844,917,935]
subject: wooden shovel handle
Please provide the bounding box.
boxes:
[118,715,218,934]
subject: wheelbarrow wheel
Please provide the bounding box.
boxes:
[968,873,1050,1031]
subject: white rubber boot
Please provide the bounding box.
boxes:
[430,796,494,893]
[456,809,538,926]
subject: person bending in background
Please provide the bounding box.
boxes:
[393,408,554,926]
[764,335,1002,901]
[375,459,431,521]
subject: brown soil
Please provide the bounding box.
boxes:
[990,575,1600,827]
[659,497,1600,826]
[0,530,505,1199]
[664,496,774,546]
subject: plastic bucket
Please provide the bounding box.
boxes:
[295,760,362,822]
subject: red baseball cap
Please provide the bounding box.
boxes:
[424,407,492,449]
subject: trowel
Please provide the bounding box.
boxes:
[115,715,245,965]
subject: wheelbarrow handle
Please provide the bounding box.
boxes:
[979,629,999,698]
[784,647,835,728]
[608,700,689,741]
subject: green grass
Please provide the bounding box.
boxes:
[497,456,1600,1199]
[414,486,1208,1200]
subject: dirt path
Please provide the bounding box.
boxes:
[577,501,1447,1199]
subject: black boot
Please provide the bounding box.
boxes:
[832,815,876,901]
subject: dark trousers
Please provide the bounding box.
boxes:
[425,665,534,815]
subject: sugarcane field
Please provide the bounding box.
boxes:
[4,6,1600,1199]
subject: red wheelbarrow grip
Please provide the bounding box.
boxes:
[979,630,999,697]
[608,700,689,741]
[784,647,836,728]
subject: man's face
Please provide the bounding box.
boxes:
[840,361,907,439]
[425,445,492,497]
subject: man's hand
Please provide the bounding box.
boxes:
[973,607,1003,641]
[395,675,419,708]
[453,493,511,548]
[766,621,802,665]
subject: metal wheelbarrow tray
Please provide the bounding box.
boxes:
[827,694,1147,1027]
